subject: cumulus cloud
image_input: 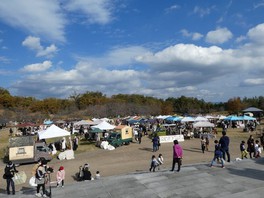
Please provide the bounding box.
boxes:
[247,23,264,44]
[0,0,66,42]
[181,29,203,41]
[21,61,52,72]
[22,36,58,58]
[205,27,233,44]
[10,22,264,101]
[63,0,113,25]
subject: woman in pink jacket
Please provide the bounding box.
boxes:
[170,140,183,172]
[56,166,65,187]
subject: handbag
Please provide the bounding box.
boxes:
[3,174,6,179]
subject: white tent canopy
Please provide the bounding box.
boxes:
[91,121,116,130]
[194,116,209,122]
[193,121,215,128]
[181,117,195,122]
[73,120,95,126]
[38,124,70,140]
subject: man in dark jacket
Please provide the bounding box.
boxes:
[4,161,18,195]
[219,131,230,162]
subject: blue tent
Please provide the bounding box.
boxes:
[165,116,181,122]
[224,116,241,121]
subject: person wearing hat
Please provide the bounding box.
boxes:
[56,166,65,187]
[3,161,18,195]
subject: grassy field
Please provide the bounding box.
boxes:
[1,122,263,162]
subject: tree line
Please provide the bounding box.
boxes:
[0,87,263,122]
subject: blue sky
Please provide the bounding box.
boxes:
[0,0,264,102]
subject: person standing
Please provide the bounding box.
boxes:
[3,161,18,195]
[56,166,65,187]
[35,161,48,197]
[219,131,230,162]
[201,136,206,153]
[170,140,183,172]
[152,134,159,152]
[72,136,79,151]
[138,131,142,144]
[247,135,255,158]
[205,137,210,151]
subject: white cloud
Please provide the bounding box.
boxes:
[77,46,149,68]
[181,29,203,41]
[21,61,52,72]
[0,56,9,63]
[205,27,233,44]
[22,36,58,58]
[243,78,264,86]
[0,0,66,42]
[64,0,113,25]
[10,23,264,102]
[247,23,264,44]
[165,4,180,13]
[236,36,246,43]
[193,6,212,17]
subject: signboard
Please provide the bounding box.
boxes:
[159,135,184,143]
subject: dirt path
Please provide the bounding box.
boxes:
[0,132,246,192]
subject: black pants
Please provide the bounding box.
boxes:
[37,183,46,194]
[171,158,182,172]
[6,178,15,194]
[221,148,230,162]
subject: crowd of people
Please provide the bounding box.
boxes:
[2,124,264,196]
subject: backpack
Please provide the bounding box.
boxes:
[4,165,13,179]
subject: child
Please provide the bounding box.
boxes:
[255,140,261,158]
[56,166,65,187]
[149,155,159,172]
[240,140,248,159]
[157,154,164,170]
[78,165,83,181]
[210,140,225,168]
[95,171,100,180]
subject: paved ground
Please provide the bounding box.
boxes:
[1,157,264,198]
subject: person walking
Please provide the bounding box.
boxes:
[240,140,248,159]
[149,155,159,172]
[219,131,230,162]
[170,140,183,172]
[3,161,18,195]
[210,140,225,168]
[157,153,164,170]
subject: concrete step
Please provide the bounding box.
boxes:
[7,158,264,198]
